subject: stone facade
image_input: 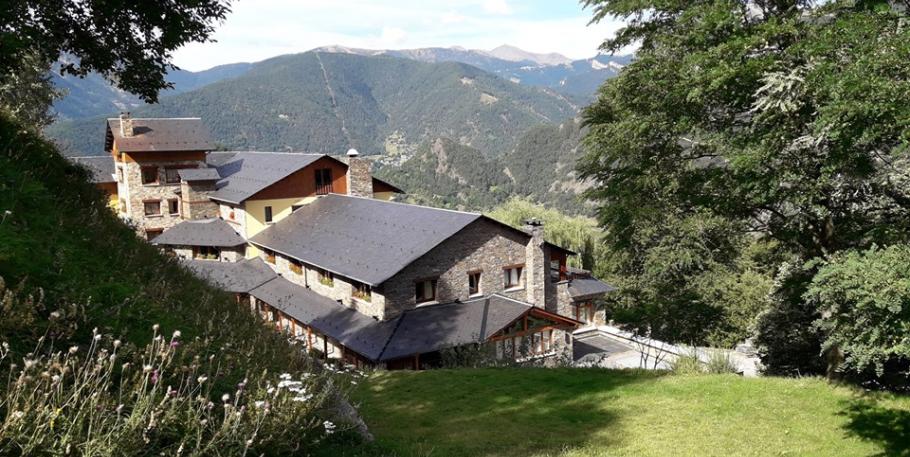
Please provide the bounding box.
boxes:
[261,252,387,319]
[382,218,550,320]
[523,220,549,309]
[171,246,243,262]
[180,181,219,220]
[345,154,373,198]
[116,158,206,235]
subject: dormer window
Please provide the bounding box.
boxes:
[352,281,371,302]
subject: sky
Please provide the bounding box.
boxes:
[172,0,627,71]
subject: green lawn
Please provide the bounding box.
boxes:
[333,368,910,457]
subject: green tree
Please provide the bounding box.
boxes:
[580,1,910,373]
[807,245,910,380]
[1,0,231,103]
[0,52,60,128]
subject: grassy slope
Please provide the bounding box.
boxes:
[340,369,910,457]
[0,113,309,379]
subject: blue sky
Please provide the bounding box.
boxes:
[172,0,627,71]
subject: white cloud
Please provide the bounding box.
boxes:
[482,0,512,15]
[379,27,408,46]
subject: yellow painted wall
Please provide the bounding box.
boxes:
[244,196,317,258]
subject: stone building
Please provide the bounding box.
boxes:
[71,115,614,369]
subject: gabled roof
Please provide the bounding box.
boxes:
[178,168,221,181]
[105,118,213,153]
[152,218,246,247]
[249,194,482,285]
[249,276,398,360]
[70,156,115,184]
[379,295,533,361]
[206,152,324,204]
[182,258,277,294]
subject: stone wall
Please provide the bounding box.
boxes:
[119,159,204,233]
[264,252,387,319]
[523,220,548,308]
[382,218,544,319]
[180,181,219,220]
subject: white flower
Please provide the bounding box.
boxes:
[221,393,230,403]
[351,380,358,385]
[293,394,313,402]
[113,340,121,348]
[197,375,208,384]
[51,375,61,383]
[49,311,60,319]
[94,334,102,341]
[68,346,79,354]
[172,330,181,339]
[267,387,275,394]
[254,401,265,408]
[323,420,336,434]
[152,324,160,332]
[11,411,24,420]
[279,373,292,380]
[142,365,152,373]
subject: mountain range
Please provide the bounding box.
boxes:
[47,45,629,214]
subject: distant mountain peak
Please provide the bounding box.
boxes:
[486,45,572,66]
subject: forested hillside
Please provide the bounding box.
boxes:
[47,52,576,157]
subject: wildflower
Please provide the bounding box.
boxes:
[50,311,61,319]
[121,362,131,371]
[11,411,24,420]
[51,375,61,383]
[222,393,230,403]
[153,324,160,332]
[200,419,208,426]
[197,375,208,384]
[113,340,121,349]
[23,359,36,370]
[151,369,159,384]
[279,373,292,380]
[254,401,265,408]
[293,394,313,402]
[170,340,180,349]
[94,334,102,341]
[143,364,153,373]
[323,420,336,434]
[351,380,358,385]
[68,346,78,354]
[246,439,254,447]
[116,404,124,414]
[172,330,181,339]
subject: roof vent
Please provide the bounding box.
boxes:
[346,148,359,157]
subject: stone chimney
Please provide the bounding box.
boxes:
[119,112,134,138]
[345,148,373,198]
[524,218,549,309]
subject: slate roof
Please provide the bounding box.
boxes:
[178,168,221,181]
[70,156,115,183]
[206,152,324,204]
[379,295,532,361]
[182,258,277,294]
[567,278,615,299]
[249,276,398,360]
[249,194,482,285]
[105,118,213,153]
[152,219,246,247]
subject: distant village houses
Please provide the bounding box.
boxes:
[72,114,613,369]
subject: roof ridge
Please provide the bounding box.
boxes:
[324,193,482,217]
[218,151,326,156]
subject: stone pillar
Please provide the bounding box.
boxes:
[345,149,373,198]
[524,218,549,308]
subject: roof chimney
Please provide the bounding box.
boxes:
[523,218,548,308]
[345,148,372,198]
[119,112,134,138]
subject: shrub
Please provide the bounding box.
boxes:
[705,351,740,375]
[668,351,703,375]
[0,326,344,456]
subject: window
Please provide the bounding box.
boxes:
[117,167,124,182]
[468,271,482,296]
[145,228,163,241]
[315,168,333,195]
[194,246,220,260]
[164,167,182,184]
[168,198,180,216]
[317,268,334,287]
[264,206,273,223]
[574,301,595,324]
[143,200,161,216]
[352,281,371,302]
[504,265,523,289]
[531,329,553,355]
[415,278,437,303]
[264,249,276,264]
[289,259,303,275]
[141,166,158,185]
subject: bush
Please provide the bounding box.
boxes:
[705,351,740,375]
[669,351,703,376]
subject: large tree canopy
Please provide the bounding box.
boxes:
[1,0,231,103]
[580,0,910,375]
